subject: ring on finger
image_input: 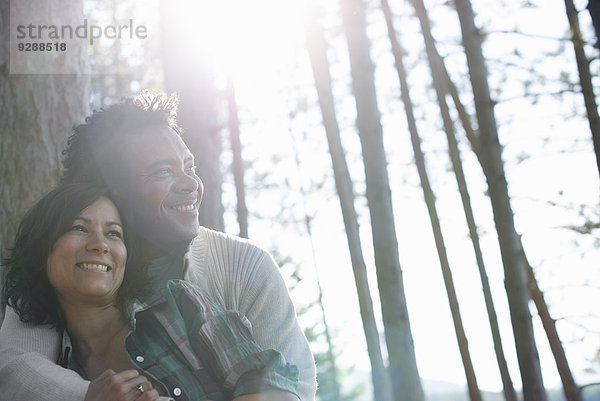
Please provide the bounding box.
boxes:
[136,384,144,394]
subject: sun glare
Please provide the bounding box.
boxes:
[166,0,304,94]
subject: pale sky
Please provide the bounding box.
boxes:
[215,0,600,395]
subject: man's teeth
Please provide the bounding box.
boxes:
[78,263,110,272]
[172,203,195,212]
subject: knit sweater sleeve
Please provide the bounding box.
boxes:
[185,228,317,401]
[0,306,89,400]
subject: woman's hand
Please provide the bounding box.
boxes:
[84,369,159,401]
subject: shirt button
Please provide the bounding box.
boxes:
[173,387,182,396]
[135,355,144,362]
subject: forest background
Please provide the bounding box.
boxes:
[2,0,600,400]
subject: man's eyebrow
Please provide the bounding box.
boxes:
[145,159,175,170]
[144,156,194,170]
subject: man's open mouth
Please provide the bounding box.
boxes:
[168,200,198,212]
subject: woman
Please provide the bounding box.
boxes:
[2,184,299,401]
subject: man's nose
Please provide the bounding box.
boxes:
[175,170,200,194]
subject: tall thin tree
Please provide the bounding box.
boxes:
[380,2,482,400]
[453,1,547,400]
[339,0,425,399]
[289,130,343,401]
[564,0,600,178]
[304,4,393,401]
[402,1,517,400]
[0,0,90,321]
[224,75,249,238]
[422,5,581,398]
[524,254,583,401]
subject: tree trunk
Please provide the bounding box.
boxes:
[225,76,248,238]
[160,0,224,232]
[564,0,600,179]
[405,1,517,400]
[0,0,90,320]
[524,255,583,401]
[339,1,425,400]
[453,1,547,400]
[287,119,344,401]
[381,2,482,400]
[304,5,393,401]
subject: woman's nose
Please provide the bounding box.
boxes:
[86,233,109,254]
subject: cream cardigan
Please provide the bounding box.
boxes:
[0,227,316,400]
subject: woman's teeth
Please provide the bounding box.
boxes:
[78,263,110,272]
[172,203,195,212]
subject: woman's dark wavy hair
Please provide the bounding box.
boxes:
[2,183,150,331]
[61,90,182,185]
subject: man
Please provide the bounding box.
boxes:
[0,92,317,400]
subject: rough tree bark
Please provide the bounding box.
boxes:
[453,1,547,400]
[160,0,224,231]
[381,2,482,400]
[304,4,393,401]
[404,1,517,400]
[339,0,425,400]
[0,0,90,321]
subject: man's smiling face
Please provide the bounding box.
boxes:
[111,125,204,248]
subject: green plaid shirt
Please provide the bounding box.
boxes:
[60,280,299,401]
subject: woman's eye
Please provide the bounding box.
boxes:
[70,225,87,233]
[107,230,123,239]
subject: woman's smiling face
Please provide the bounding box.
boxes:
[46,196,127,306]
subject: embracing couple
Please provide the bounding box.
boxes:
[0,92,317,401]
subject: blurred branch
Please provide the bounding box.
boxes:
[487,29,573,43]
[496,89,581,104]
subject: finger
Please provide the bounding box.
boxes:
[126,378,153,399]
[101,370,141,397]
[110,369,140,383]
[96,369,117,380]
[125,375,151,389]
[139,389,160,401]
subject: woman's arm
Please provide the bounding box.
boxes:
[0,306,89,401]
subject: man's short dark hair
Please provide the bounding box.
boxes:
[2,183,149,330]
[61,91,182,185]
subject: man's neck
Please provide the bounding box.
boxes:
[142,239,191,261]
